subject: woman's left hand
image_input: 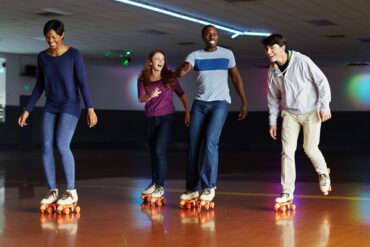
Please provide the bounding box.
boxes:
[87,108,98,128]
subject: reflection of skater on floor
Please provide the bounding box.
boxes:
[40,213,58,232]
[140,203,164,223]
[317,214,330,247]
[275,211,295,247]
[179,208,215,231]
[56,214,79,235]
[40,213,79,235]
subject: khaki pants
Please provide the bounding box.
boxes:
[280,110,328,194]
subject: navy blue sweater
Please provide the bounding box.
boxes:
[25,47,94,118]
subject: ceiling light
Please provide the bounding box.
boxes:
[113,0,270,38]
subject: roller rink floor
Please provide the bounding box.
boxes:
[0,147,369,247]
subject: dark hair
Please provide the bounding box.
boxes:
[43,19,65,36]
[138,49,176,90]
[262,33,287,47]
[201,25,217,36]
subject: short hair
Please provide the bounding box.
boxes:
[262,34,287,47]
[201,25,217,36]
[43,19,64,36]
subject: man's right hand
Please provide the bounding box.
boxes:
[269,125,277,140]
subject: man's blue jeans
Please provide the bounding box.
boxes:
[186,100,229,191]
[146,113,175,187]
[41,112,79,190]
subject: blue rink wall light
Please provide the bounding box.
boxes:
[113,0,270,38]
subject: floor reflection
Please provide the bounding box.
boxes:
[179,208,216,232]
[40,213,80,246]
[274,211,331,247]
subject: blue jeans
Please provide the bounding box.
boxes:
[186,100,229,191]
[146,113,175,187]
[41,112,79,190]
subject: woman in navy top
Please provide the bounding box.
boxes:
[18,19,98,211]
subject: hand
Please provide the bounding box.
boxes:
[269,125,277,140]
[182,62,192,73]
[18,111,29,127]
[150,87,162,100]
[184,111,190,127]
[87,108,98,128]
[238,104,248,120]
[319,111,331,122]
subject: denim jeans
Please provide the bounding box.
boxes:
[146,113,175,187]
[186,100,229,191]
[41,112,79,190]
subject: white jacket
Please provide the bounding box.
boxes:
[267,50,331,125]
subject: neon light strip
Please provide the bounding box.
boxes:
[113,0,270,38]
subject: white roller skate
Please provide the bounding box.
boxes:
[179,191,199,209]
[196,188,215,210]
[141,183,156,203]
[274,192,296,212]
[56,189,80,215]
[319,168,331,195]
[40,189,59,214]
[149,186,166,206]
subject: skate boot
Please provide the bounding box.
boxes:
[141,183,156,203]
[149,186,166,206]
[40,189,59,214]
[56,189,80,214]
[319,168,331,195]
[274,192,296,212]
[196,188,215,210]
[179,191,199,209]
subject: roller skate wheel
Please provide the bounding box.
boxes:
[210,202,215,209]
[157,200,162,206]
[291,204,296,211]
[281,206,287,212]
[75,206,81,213]
[47,207,53,214]
[162,198,166,205]
[57,205,63,214]
[64,208,70,214]
[274,204,280,212]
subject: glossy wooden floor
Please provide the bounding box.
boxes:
[0,147,370,247]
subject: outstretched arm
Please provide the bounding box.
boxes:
[175,62,192,78]
[228,66,248,120]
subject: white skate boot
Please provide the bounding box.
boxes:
[319,173,331,195]
[57,189,80,214]
[40,189,59,214]
[179,191,199,209]
[274,192,296,212]
[149,186,166,206]
[141,183,156,202]
[197,189,215,210]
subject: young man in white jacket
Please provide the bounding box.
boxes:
[262,34,332,204]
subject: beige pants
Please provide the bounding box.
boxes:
[280,110,328,194]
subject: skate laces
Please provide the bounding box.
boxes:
[45,190,57,199]
[319,174,329,186]
[61,191,73,200]
[279,192,290,198]
[202,189,212,196]
[153,186,164,194]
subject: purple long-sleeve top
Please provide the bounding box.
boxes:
[25,47,94,118]
[137,78,184,116]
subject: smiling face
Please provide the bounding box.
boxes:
[45,29,64,50]
[202,26,219,50]
[264,44,287,64]
[150,52,165,72]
